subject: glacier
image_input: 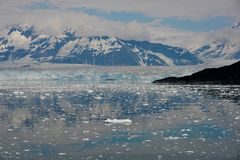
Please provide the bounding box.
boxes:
[0,64,211,91]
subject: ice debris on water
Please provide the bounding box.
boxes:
[104,118,132,124]
[58,153,66,156]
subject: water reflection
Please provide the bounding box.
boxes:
[0,85,239,160]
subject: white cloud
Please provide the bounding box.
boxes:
[0,8,150,40]
[49,0,240,20]
[0,0,239,49]
[120,21,149,40]
[8,31,31,50]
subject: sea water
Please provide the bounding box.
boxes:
[0,66,239,160]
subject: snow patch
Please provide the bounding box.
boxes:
[14,55,33,64]
[145,50,174,66]
[195,40,240,61]
[79,37,89,47]
[58,39,79,57]
[232,22,240,29]
[156,53,174,66]
[0,44,8,53]
[88,36,122,54]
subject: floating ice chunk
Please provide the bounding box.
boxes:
[13,91,24,95]
[40,95,46,100]
[145,139,152,142]
[87,89,93,93]
[104,119,132,124]
[235,116,240,120]
[185,151,195,154]
[69,137,78,140]
[194,120,200,123]
[24,149,30,152]
[58,153,66,156]
[83,138,90,141]
[164,136,180,140]
[83,130,90,133]
[181,134,188,137]
[83,121,89,124]
[158,155,163,159]
[151,132,158,135]
[95,96,103,100]
[142,103,149,106]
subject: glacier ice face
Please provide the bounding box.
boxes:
[0,65,205,90]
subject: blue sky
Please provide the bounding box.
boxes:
[22,1,59,10]
[75,9,233,32]
[159,17,233,32]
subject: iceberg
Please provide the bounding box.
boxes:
[104,119,132,124]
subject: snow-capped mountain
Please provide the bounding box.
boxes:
[232,22,240,29]
[193,39,240,61]
[7,24,34,38]
[0,24,202,66]
[193,23,240,62]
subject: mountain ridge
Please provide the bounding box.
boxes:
[193,39,240,61]
[0,24,201,66]
[192,22,240,62]
[1,23,240,66]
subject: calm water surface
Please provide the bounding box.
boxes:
[0,67,239,160]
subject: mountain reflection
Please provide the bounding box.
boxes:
[0,85,239,160]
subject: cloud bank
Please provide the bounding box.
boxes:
[0,0,239,48]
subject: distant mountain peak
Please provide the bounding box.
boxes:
[0,24,202,66]
[7,24,34,38]
[63,27,76,37]
[232,22,240,29]
[212,39,229,45]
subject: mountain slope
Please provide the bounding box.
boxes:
[232,22,240,29]
[153,61,240,85]
[0,24,202,66]
[193,23,240,62]
[193,39,240,61]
